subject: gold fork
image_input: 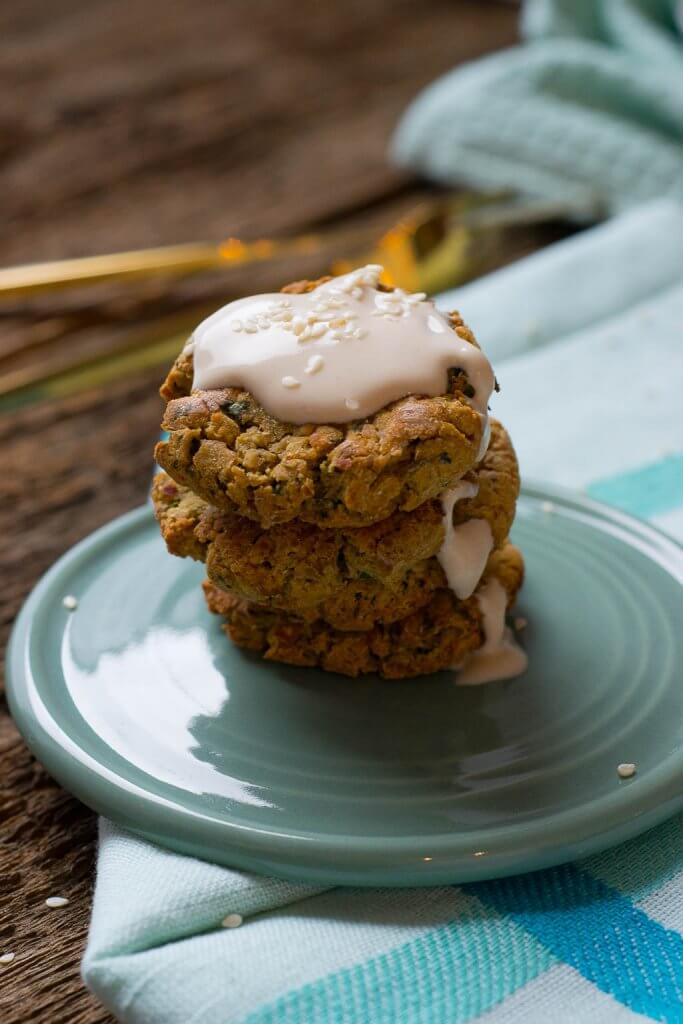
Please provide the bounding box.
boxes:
[0,193,582,410]
[0,192,577,300]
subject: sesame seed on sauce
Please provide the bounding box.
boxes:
[305,355,324,375]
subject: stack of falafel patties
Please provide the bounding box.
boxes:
[153,277,523,679]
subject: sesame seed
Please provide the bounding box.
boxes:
[244,322,257,334]
[0,953,15,965]
[292,317,306,335]
[221,913,243,929]
[345,398,360,411]
[541,501,554,514]
[45,896,69,908]
[617,763,637,779]
[281,376,300,389]
[230,320,243,331]
[305,355,324,375]
[62,595,78,611]
[310,323,327,338]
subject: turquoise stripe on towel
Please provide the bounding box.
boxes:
[245,902,555,1024]
[472,865,683,1023]
[588,455,683,520]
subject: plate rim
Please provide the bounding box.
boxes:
[6,482,683,886]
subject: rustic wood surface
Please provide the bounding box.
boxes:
[0,3,559,1021]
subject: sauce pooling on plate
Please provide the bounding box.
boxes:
[457,578,528,686]
[190,264,494,426]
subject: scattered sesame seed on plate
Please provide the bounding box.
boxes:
[617,763,637,779]
[221,913,243,929]
[62,595,78,610]
[45,896,69,908]
[0,953,15,965]
[281,376,300,389]
[345,398,359,411]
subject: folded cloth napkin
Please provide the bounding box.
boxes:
[83,200,683,1023]
[392,0,683,216]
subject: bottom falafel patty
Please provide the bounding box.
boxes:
[203,543,524,679]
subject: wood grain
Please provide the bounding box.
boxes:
[0,2,521,1021]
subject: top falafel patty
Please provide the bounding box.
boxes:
[155,278,491,529]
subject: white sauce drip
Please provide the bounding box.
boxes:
[190,265,494,425]
[477,414,491,462]
[437,483,493,601]
[457,578,528,686]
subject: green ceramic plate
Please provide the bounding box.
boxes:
[7,484,683,886]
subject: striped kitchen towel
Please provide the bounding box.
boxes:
[83,200,683,1023]
[392,0,683,216]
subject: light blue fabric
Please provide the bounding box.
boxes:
[83,198,683,1023]
[392,0,683,216]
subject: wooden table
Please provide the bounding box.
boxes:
[0,4,560,1020]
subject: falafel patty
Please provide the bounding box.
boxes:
[155,277,492,529]
[203,543,524,679]
[153,420,519,630]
